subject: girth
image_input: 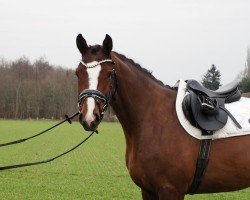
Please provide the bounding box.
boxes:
[188,139,212,194]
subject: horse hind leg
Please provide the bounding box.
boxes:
[141,189,159,200]
[158,188,184,200]
[141,188,184,200]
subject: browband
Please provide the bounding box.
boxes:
[80,59,114,68]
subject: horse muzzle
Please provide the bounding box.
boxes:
[79,112,100,131]
[78,89,109,131]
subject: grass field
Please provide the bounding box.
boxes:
[0,120,249,200]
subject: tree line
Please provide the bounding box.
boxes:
[0,57,78,119]
[0,57,117,121]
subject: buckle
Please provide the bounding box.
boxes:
[198,95,218,114]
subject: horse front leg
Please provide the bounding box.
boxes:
[158,187,184,200]
[141,189,158,200]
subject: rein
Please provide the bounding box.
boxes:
[0,112,80,147]
[0,59,117,171]
[0,112,97,171]
[0,130,96,171]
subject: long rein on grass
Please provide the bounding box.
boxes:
[0,112,97,171]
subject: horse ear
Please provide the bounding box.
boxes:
[103,34,113,54]
[76,34,88,54]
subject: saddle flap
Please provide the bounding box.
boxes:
[189,91,228,131]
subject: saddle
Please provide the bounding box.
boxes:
[182,80,242,135]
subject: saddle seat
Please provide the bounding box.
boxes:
[187,80,241,103]
[182,80,242,135]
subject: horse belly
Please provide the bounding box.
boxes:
[198,135,250,193]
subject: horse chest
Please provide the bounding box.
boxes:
[126,139,158,190]
[125,144,156,190]
[126,149,144,187]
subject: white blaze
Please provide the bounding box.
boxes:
[85,61,101,124]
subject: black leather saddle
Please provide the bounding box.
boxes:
[187,80,241,103]
[182,80,242,135]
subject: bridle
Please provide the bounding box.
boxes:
[77,59,118,121]
[0,59,118,171]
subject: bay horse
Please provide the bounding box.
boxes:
[75,34,250,200]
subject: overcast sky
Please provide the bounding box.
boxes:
[0,0,249,85]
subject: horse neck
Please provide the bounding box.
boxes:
[111,53,177,134]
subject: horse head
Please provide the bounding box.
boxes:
[75,34,116,131]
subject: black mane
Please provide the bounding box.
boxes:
[113,52,175,90]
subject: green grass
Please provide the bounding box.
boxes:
[0,120,249,200]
